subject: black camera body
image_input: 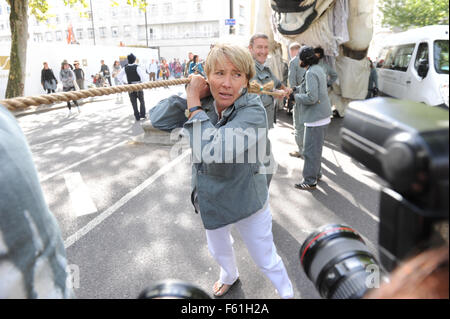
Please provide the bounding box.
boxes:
[340,97,449,271]
[299,98,448,299]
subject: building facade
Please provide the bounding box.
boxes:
[0,0,254,61]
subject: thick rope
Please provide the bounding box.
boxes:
[1,78,285,111]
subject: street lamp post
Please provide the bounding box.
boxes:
[89,0,96,45]
[145,6,149,47]
[229,0,235,35]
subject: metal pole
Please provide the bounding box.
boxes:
[145,6,149,47]
[89,0,96,45]
[229,0,235,35]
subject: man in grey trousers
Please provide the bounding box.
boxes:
[288,42,306,159]
[293,46,332,190]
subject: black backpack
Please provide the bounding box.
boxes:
[271,0,318,35]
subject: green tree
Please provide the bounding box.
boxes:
[5,0,148,99]
[379,0,449,30]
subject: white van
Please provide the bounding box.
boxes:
[376,25,449,108]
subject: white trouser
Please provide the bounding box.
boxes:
[205,206,294,299]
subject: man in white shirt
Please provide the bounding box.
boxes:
[147,59,158,81]
[117,53,148,121]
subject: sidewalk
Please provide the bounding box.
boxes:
[13,95,116,118]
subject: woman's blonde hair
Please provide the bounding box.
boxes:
[204,43,255,86]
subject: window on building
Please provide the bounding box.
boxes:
[56,31,63,41]
[195,0,202,13]
[99,27,107,38]
[138,25,146,41]
[88,28,94,39]
[33,33,43,42]
[76,28,83,40]
[124,25,131,37]
[150,4,158,16]
[239,5,245,17]
[177,1,188,15]
[239,24,245,36]
[45,32,53,42]
[123,7,131,17]
[111,26,119,38]
[149,27,154,40]
[163,3,173,15]
[0,24,4,31]
[65,14,70,23]
[111,7,119,17]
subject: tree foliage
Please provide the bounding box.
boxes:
[379,0,449,30]
[26,0,149,22]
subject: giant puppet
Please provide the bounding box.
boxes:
[257,0,375,116]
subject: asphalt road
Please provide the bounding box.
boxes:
[16,86,384,299]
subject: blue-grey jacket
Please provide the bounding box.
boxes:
[251,61,282,108]
[318,59,338,88]
[295,64,332,123]
[288,56,305,88]
[149,91,273,230]
[0,105,73,298]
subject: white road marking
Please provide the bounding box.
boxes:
[39,141,127,183]
[64,149,191,249]
[64,172,98,218]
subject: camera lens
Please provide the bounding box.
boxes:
[138,279,211,299]
[300,224,380,299]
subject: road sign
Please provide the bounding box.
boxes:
[225,19,236,26]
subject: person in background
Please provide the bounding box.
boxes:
[117,53,147,122]
[0,104,74,299]
[112,60,123,103]
[147,59,158,81]
[73,60,85,90]
[293,46,332,190]
[100,60,112,86]
[174,60,183,79]
[160,59,170,80]
[366,58,379,99]
[248,33,291,129]
[189,55,205,77]
[184,52,194,77]
[149,43,294,299]
[41,62,58,94]
[314,47,339,117]
[288,42,306,159]
[314,47,338,89]
[112,60,122,86]
[59,60,79,114]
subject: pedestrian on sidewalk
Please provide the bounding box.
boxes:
[294,46,332,190]
[366,58,378,99]
[117,53,147,122]
[41,62,58,94]
[150,43,294,299]
[112,60,123,103]
[73,60,85,90]
[59,60,80,114]
[147,59,157,81]
[100,60,112,86]
[288,42,306,159]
